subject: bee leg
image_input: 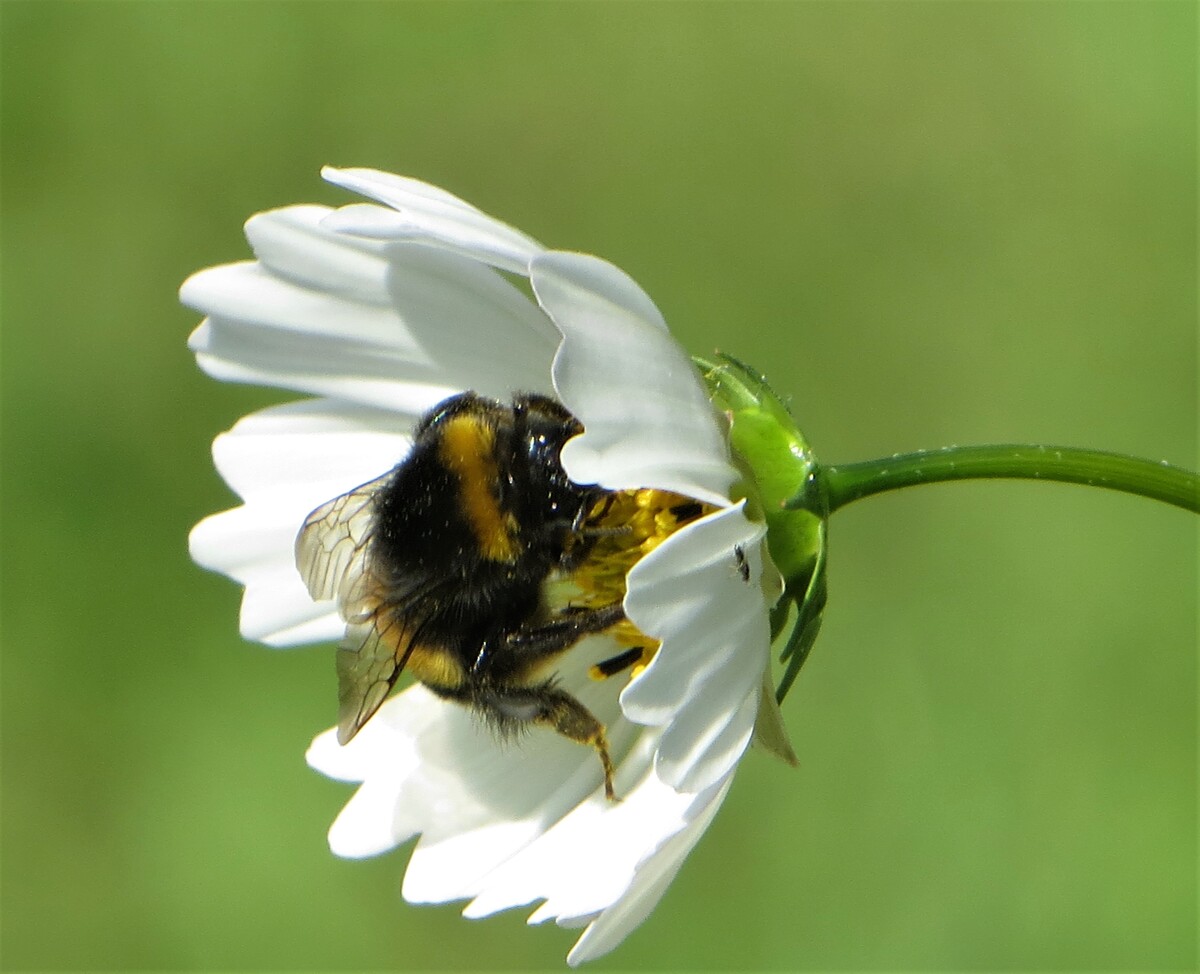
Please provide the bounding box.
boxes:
[496,602,626,664]
[471,602,625,680]
[479,682,619,801]
[558,493,631,573]
[538,691,619,802]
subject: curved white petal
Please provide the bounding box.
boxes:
[308,684,741,965]
[621,503,770,792]
[191,399,412,645]
[322,167,544,275]
[243,204,396,304]
[210,398,414,502]
[189,320,456,416]
[653,682,758,794]
[306,637,630,849]
[322,167,477,208]
[564,771,733,966]
[304,643,664,911]
[460,732,693,926]
[399,662,642,906]
[182,206,557,412]
[533,251,737,506]
[190,503,341,645]
[298,506,770,952]
[249,204,554,347]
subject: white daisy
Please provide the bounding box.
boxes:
[184,167,789,964]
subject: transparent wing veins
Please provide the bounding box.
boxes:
[336,608,437,745]
[294,470,392,621]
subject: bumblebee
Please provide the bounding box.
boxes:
[296,392,639,799]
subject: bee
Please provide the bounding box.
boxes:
[295,392,632,799]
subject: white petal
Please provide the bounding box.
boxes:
[653,681,758,793]
[306,664,743,965]
[322,166,544,275]
[461,733,670,922]
[321,167,477,209]
[190,504,341,645]
[306,688,442,857]
[249,204,556,345]
[182,209,557,412]
[306,638,637,892]
[621,504,770,792]
[191,400,413,645]
[244,205,396,304]
[190,320,456,416]
[565,772,734,965]
[532,251,737,506]
[403,650,644,903]
[307,687,438,783]
[210,398,413,503]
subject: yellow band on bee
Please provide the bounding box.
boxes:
[439,415,520,562]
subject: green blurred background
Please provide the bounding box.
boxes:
[2,2,1194,970]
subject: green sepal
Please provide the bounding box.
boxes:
[695,353,829,704]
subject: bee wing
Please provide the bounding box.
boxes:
[335,613,420,745]
[295,471,393,620]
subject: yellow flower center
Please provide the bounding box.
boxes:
[565,489,716,681]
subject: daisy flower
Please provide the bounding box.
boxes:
[183,167,793,964]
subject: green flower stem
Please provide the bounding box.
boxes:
[697,353,1198,705]
[814,445,1200,516]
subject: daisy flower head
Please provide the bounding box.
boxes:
[184,167,801,964]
